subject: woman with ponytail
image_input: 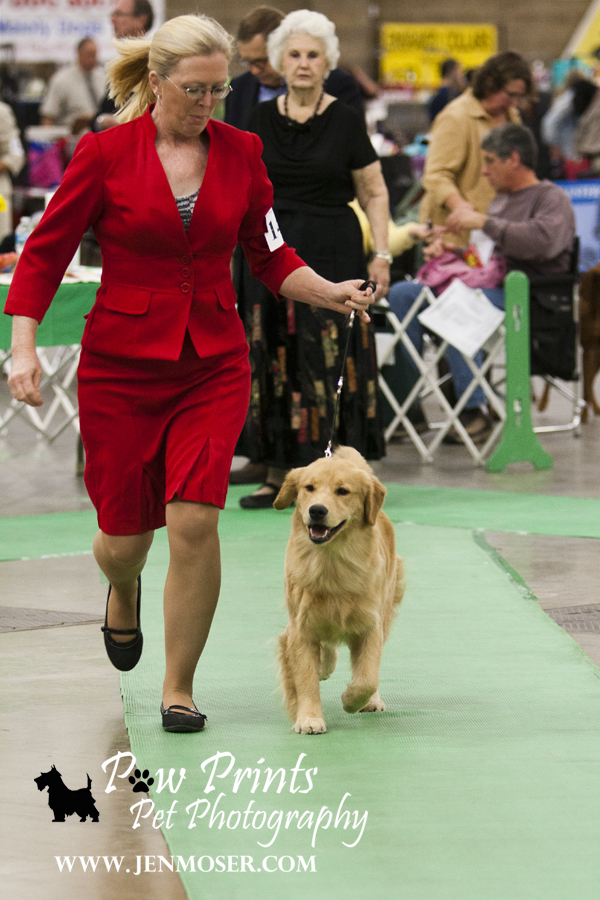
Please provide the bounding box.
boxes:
[4,14,376,733]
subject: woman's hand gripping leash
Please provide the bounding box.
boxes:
[324,279,378,458]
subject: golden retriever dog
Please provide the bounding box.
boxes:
[273,446,404,735]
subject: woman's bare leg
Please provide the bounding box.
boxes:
[162,499,221,712]
[93,530,154,641]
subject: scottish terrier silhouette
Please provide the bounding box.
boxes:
[34,766,100,822]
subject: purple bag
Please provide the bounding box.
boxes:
[416,251,507,294]
[27,141,65,189]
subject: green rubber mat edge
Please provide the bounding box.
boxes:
[3,483,600,564]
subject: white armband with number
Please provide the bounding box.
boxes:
[264,207,284,251]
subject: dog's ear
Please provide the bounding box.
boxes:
[363,476,386,526]
[273,468,302,509]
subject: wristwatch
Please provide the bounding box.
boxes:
[374,251,392,263]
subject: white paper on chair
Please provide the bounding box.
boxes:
[375,332,397,367]
[469,229,495,266]
[417,278,505,358]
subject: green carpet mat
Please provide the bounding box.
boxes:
[0,510,96,561]
[382,483,600,537]
[119,517,600,900]
[3,483,600,564]
[5,490,600,897]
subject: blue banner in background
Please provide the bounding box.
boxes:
[556,180,600,271]
[0,0,163,64]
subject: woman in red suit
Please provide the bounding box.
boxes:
[5,15,376,733]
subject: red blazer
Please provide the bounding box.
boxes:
[5,110,305,360]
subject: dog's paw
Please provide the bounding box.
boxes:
[360,692,386,713]
[294,716,327,734]
[342,686,377,714]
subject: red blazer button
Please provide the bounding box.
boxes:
[180,282,191,293]
[180,255,191,265]
[181,267,191,278]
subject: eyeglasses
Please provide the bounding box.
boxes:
[240,57,270,70]
[161,75,232,102]
[503,89,527,101]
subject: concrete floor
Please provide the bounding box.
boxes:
[2,380,600,899]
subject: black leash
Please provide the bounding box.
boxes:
[324,280,377,458]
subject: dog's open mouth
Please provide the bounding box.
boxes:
[308,521,346,544]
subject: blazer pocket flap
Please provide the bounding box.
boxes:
[103,285,151,315]
[215,282,238,310]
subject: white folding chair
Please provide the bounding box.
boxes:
[377,285,506,464]
[0,344,81,441]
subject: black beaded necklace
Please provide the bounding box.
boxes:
[283,88,324,129]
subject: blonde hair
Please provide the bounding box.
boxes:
[267,10,340,76]
[107,14,234,123]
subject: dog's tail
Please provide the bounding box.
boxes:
[381,556,405,644]
[277,631,298,723]
[394,556,405,607]
[87,774,92,791]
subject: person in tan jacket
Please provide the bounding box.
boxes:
[420,51,532,245]
[0,101,24,245]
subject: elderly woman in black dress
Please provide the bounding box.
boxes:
[239,9,390,508]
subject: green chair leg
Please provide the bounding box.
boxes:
[486,271,553,473]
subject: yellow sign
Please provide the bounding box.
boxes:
[380,23,498,87]
[564,0,600,64]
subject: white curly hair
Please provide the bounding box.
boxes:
[267,9,340,76]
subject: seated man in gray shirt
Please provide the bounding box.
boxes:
[387,123,576,442]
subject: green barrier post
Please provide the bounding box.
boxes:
[486,270,553,472]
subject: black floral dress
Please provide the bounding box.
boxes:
[237,98,385,468]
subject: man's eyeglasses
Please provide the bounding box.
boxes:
[240,57,270,70]
[503,89,526,101]
[161,75,232,102]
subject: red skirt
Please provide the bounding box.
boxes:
[78,334,251,535]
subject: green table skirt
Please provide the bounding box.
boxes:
[0,282,97,350]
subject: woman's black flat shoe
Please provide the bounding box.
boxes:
[239,482,280,509]
[101,576,143,672]
[161,703,207,733]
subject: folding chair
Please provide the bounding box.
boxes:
[376,286,506,465]
[0,344,81,441]
[527,238,585,434]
